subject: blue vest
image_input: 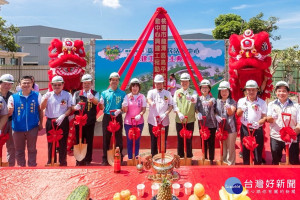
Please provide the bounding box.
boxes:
[12,91,40,132]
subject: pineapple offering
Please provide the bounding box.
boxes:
[157,179,173,200]
[219,186,251,200]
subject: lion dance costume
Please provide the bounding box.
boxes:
[228,29,273,162]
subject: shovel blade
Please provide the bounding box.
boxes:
[74,144,87,161]
[107,149,115,166]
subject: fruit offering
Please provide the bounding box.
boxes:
[157,179,173,200]
[113,189,136,200]
[188,183,211,200]
[219,186,251,200]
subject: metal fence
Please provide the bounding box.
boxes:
[0,65,49,93]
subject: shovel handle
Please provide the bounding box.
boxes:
[281,112,292,128]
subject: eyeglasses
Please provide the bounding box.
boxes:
[52,84,62,87]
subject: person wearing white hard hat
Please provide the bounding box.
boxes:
[147,74,173,156]
[167,73,177,96]
[237,80,267,165]
[215,81,237,165]
[173,73,197,158]
[0,74,15,166]
[8,76,43,167]
[100,72,125,166]
[72,74,99,166]
[40,75,73,166]
[267,81,300,165]
[122,78,146,160]
[195,79,217,165]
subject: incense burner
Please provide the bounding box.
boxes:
[144,153,180,175]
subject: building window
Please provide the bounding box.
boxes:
[10,58,18,65]
[40,37,60,44]
[0,58,5,65]
[17,36,39,44]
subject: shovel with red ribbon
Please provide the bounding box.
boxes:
[279,113,297,165]
[127,117,141,166]
[45,119,63,167]
[107,110,121,166]
[243,123,258,165]
[0,123,9,167]
[179,116,192,166]
[198,116,211,165]
[73,102,88,162]
[152,116,163,154]
[215,118,229,166]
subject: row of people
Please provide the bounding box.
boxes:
[1,72,299,167]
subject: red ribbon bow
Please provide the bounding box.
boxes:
[279,113,297,143]
[180,117,192,139]
[180,128,192,139]
[243,124,258,160]
[152,124,163,137]
[129,127,141,140]
[280,127,297,143]
[74,114,88,126]
[216,118,229,141]
[243,136,258,152]
[47,120,63,147]
[199,117,210,140]
[107,118,120,133]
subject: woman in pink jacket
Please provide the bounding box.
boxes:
[122,78,146,159]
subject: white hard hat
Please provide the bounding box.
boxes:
[51,75,64,83]
[0,74,14,83]
[154,74,164,83]
[130,78,140,84]
[218,81,230,90]
[200,79,211,86]
[109,72,120,79]
[81,74,93,82]
[180,73,190,81]
[245,80,258,89]
[275,81,289,89]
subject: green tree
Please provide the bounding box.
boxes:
[0,17,20,52]
[212,12,280,40]
[245,13,280,41]
[212,14,244,39]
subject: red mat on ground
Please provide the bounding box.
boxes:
[0,166,299,200]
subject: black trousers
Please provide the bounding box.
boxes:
[148,124,169,157]
[176,122,194,158]
[75,123,95,163]
[102,114,123,162]
[240,124,264,165]
[270,137,299,165]
[203,128,216,161]
[46,117,69,166]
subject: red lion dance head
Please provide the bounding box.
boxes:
[228,29,273,101]
[48,38,86,91]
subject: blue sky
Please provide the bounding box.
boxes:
[2,0,300,50]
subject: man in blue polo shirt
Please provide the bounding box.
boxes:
[8,76,43,167]
[100,72,125,166]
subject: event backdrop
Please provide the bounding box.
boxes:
[95,40,225,96]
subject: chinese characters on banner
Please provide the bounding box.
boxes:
[153,13,168,89]
[244,179,296,195]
